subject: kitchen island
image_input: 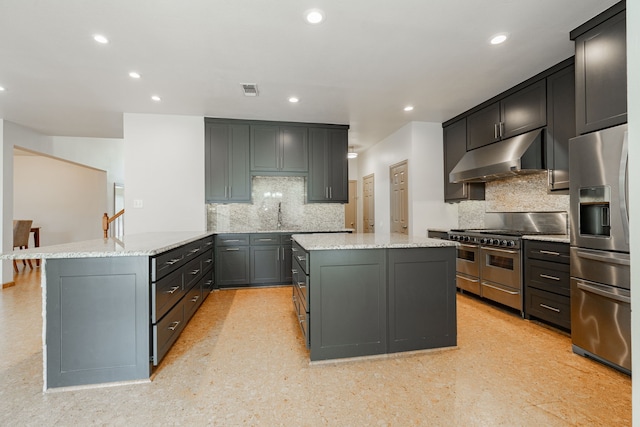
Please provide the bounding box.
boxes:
[291,233,457,361]
[2,232,215,391]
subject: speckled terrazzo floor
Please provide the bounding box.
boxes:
[0,269,631,426]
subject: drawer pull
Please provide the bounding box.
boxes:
[190,269,200,275]
[258,238,274,242]
[297,281,305,287]
[539,274,560,281]
[223,239,241,243]
[296,255,306,262]
[482,282,519,295]
[191,295,200,303]
[292,269,298,274]
[165,286,180,294]
[539,303,560,313]
[190,248,200,254]
[168,321,181,331]
[166,258,181,265]
[539,250,560,256]
[205,280,213,286]
[204,258,213,264]
[205,241,213,246]
[226,248,240,251]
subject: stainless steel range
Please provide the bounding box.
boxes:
[449,212,568,314]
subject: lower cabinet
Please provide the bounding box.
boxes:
[216,233,294,288]
[524,240,571,330]
[293,242,457,361]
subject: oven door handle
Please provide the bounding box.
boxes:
[482,247,519,255]
[458,244,478,250]
[481,281,519,295]
[576,281,630,304]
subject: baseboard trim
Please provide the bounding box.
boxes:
[2,281,16,289]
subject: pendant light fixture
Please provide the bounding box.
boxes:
[347,146,358,159]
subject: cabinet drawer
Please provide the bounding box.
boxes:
[281,234,293,245]
[526,288,570,330]
[292,241,308,274]
[293,267,309,312]
[183,255,203,291]
[152,299,185,365]
[527,259,570,296]
[151,247,185,281]
[184,280,203,321]
[201,270,215,295]
[525,240,569,263]
[292,286,310,348]
[201,248,214,274]
[250,233,280,245]
[216,234,250,246]
[151,268,183,323]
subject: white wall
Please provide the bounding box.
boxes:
[123,114,205,233]
[14,155,107,245]
[627,1,639,423]
[357,122,458,236]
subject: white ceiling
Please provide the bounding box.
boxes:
[0,0,619,152]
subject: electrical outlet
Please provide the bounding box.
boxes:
[133,199,143,208]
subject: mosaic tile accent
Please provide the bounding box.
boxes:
[457,172,569,228]
[207,176,345,231]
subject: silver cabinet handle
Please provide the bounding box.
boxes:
[168,321,181,331]
[223,239,241,243]
[204,258,213,264]
[190,269,200,275]
[258,238,274,241]
[166,258,181,265]
[292,269,298,274]
[539,250,560,256]
[499,122,504,138]
[539,303,560,313]
[191,295,200,303]
[165,286,180,294]
[329,187,332,199]
[226,248,240,251]
[483,247,519,255]
[456,274,479,283]
[190,248,200,254]
[540,274,560,281]
[229,186,232,198]
[205,241,213,246]
[494,123,499,139]
[296,255,306,262]
[205,280,213,286]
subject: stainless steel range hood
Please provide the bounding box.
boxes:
[449,129,545,183]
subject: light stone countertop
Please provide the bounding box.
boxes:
[292,232,457,251]
[211,226,354,234]
[1,231,215,260]
[522,234,570,244]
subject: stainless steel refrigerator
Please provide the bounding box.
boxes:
[569,123,631,374]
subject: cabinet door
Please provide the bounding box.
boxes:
[216,246,250,287]
[250,245,281,285]
[466,102,500,150]
[228,125,251,202]
[546,65,575,192]
[205,123,230,202]
[250,125,280,172]
[308,128,330,201]
[501,79,546,139]
[443,119,485,202]
[281,244,293,283]
[281,126,308,172]
[327,129,348,202]
[575,11,627,134]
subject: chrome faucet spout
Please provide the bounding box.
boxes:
[277,202,283,229]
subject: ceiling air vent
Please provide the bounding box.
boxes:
[241,83,259,97]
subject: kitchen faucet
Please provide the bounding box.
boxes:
[277,202,283,229]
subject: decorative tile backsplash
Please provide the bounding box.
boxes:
[207,176,345,231]
[458,172,570,228]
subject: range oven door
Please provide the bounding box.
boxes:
[480,246,522,311]
[455,243,480,295]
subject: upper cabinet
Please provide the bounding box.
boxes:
[308,127,349,203]
[250,125,308,173]
[466,80,546,150]
[571,1,627,134]
[546,63,576,192]
[443,118,485,202]
[205,121,251,203]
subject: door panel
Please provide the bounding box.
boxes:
[345,180,357,231]
[390,161,408,234]
[363,174,375,233]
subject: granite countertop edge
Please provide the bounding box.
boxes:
[292,233,457,251]
[522,234,570,243]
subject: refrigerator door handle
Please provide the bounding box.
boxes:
[575,248,630,266]
[576,281,631,304]
[619,129,629,244]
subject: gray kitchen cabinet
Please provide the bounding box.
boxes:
[571,2,626,135]
[443,118,485,202]
[467,80,546,150]
[387,247,456,353]
[251,125,308,173]
[205,120,251,203]
[308,127,349,203]
[524,240,571,330]
[546,63,575,192]
[215,234,251,287]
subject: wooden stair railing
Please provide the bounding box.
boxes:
[103,209,125,238]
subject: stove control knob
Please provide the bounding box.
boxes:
[463,236,470,242]
[480,238,488,244]
[507,240,516,247]
[500,240,508,246]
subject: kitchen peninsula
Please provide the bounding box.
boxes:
[291,233,457,361]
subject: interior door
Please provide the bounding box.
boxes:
[363,174,375,233]
[344,180,357,231]
[390,161,408,234]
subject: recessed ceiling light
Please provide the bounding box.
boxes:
[404,106,414,112]
[151,95,161,102]
[289,97,299,103]
[305,9,325,24]
[93,34,109,44]
[490,33,508,45]
[129,72,141,79]
[0,86,5,92]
